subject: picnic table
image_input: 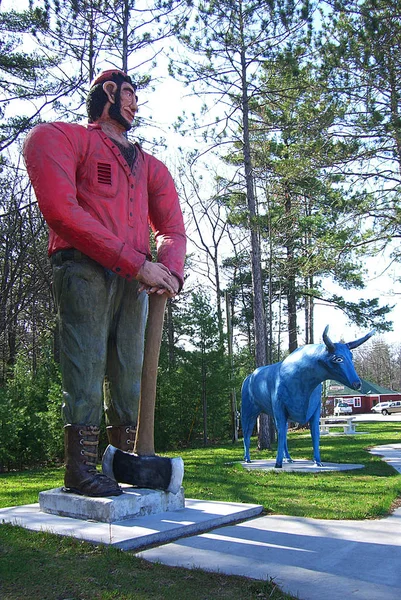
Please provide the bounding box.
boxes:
[320,416,356,435]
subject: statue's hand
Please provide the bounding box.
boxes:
[137,261,179,297]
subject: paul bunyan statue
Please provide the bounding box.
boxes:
[23,69,186,497]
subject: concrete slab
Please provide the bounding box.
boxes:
[0,498,263,551]
[320,430,369,436]
[370,443,401,474]
[137,443,401,600]
[138,508,401,600]
[39,485,185,523]
[241,459,364,473]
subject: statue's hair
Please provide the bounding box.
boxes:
[86,71,136,123]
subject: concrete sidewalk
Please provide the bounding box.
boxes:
[138,507,401,600]
[137,443,401,600]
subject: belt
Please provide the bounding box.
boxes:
[50,249,85,265]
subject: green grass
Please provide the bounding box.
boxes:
[176,421,401,520]
[1,422,401,599]
[0,524,293,600]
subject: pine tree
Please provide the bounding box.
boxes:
[171,0,314,448]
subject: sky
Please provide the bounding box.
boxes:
[4,0,401,348]
[145,80,401,348]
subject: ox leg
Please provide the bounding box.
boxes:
[283,424,294,463]
[309,411,323,466]
[274,412,288,468]
[242,411,258,463]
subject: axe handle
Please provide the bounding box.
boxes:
[135,293,167,456]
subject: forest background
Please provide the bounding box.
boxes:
[1,0,401,472]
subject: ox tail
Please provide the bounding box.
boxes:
[241,375,258,463]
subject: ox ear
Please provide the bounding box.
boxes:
[347,329,376,350]
[322,325,335,353]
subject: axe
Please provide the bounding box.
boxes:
[102,292,185,494]
[134,292,167,456]
[102,445,184,494]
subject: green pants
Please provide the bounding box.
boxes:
[52,251,148,426]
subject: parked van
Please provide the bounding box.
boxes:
[371,401,401,415]
[386,401,401,415]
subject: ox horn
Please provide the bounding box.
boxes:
[322,325,335,352]
[347,329,376,350]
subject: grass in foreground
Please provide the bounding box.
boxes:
[0,524,294,600]
[1,421,401,599]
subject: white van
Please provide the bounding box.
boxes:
[371,401,401,415]
[386,401,401,415]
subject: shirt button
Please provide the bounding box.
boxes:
[116,267,121,272]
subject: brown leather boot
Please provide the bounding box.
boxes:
[63,425,122,497]
[106,425,136,452]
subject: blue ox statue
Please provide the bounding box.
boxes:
[241,326,375,468]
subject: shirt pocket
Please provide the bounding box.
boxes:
[87,159,119,198]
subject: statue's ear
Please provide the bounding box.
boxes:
[102,81,117,104]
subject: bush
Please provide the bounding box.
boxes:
[0,345,63,471]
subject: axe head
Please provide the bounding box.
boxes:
[102,445,184,495]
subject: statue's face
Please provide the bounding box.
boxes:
[108,82,138,131]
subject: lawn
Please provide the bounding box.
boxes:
[1,421,401,599]
[179,421,401,520]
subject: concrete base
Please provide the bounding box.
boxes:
[241,459,365,473]
[0,499,263,551]
[320,431,369,436]
[39,485,185,523]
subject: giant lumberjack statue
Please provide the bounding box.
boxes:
[23,69,186,497]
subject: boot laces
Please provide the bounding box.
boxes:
[125,426,136,450]
[79,427,100,469]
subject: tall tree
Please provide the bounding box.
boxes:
[104,0,190,72]
[249,48,394,346]
[0,161,53,382]
[319,0,401,266]
[177,158,244,346]
[0,4,66,151]
[171,0,314,448]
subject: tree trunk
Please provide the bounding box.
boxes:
[225,292,238,443]
[201,351,208,445]
[285,191,298,354]
[240,42,273,450]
